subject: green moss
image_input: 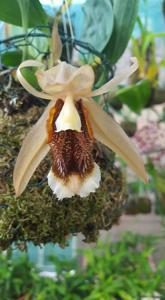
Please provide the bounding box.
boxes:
[0,94,126,250]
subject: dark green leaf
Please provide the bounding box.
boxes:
[114,79,151,113]
[1,50,22,67]
[81,0,114,51]
[21,67,41,90]
[0,0,47,27]
[104,0,139,63]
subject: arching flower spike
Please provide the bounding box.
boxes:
[13,57,147,200]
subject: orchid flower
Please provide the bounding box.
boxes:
[13,57,147,200]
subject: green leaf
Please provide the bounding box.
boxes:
[160,59,165,67]
[0,0,47,27]
[118,291,134,300]
[142,32,165,56]
[156,176,165,193]
[1,50,22,67]
[104,0,139,63]
[81,0,114,51]
[21,67,41,90]
[114,79,151,113]
[17,0,30,32]
[1,49,35,67]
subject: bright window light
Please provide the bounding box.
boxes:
[41,0,86,6]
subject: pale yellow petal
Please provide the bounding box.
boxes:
[17,60,53,100]
[85,98,148,183]
[90,57,138,97]
[13,99,57,196]
[36,62,95,96]
[68,64,95,96]
[35,62,76,93]
[51,25,62,63]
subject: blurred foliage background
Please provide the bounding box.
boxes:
[0,233,165,300]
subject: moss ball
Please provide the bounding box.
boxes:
[0,88,126,250]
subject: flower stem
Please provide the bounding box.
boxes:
[17,0,30,61]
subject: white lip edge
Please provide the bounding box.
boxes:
[47,162,101,200]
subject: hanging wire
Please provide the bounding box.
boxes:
[64,0,74,40]
[63,0,74,63]
[0,25,114,79]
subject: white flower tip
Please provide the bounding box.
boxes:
[130,56,138,71]
[47,171,75,200]
[79,163,101,198]
[47,163,101,200]
[14,186,20,198]
[130,56,138,64]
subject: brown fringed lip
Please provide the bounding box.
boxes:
[47,99,101,199]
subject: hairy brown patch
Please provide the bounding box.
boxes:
[47,99,95,179]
